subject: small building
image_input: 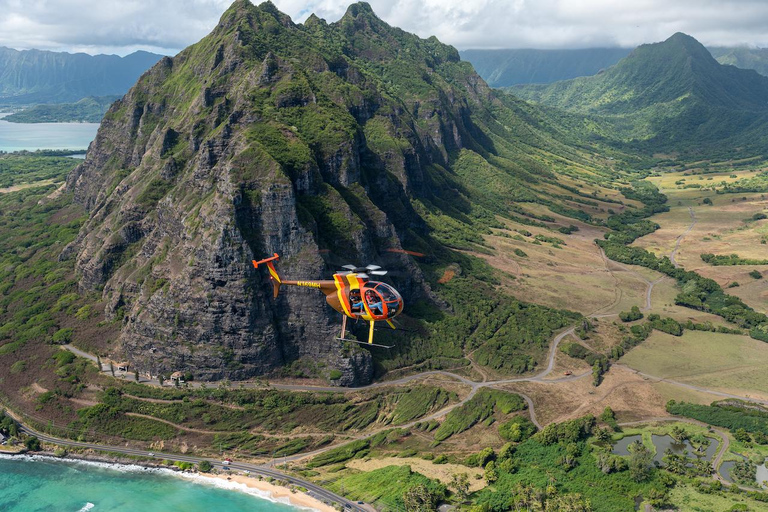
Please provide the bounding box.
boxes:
[170,371,184,383]
[117,362,130,372]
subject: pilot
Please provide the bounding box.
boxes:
[350,289,363,314]
[365,290,383,316]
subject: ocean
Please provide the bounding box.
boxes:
[0,455,303,512]
[0,113,99,153]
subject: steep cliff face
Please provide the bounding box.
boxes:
[65,0,501,383]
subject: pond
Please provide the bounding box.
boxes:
[611,435,642,456]
[719,455,768,488]
[611,434,718,462]
[651,434,718,463]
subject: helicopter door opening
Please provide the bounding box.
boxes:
[364,289,385,317]
[349,289,364,315]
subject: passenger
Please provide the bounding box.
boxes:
[365,290,383,315]
[350,290,363,314]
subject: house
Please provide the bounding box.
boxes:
[117,362,130,372]
[170,371,184,383]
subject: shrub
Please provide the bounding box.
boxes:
[619,306,643,322]
[328,369,343,380]
[498,416,538,442]
[198,460,212,472]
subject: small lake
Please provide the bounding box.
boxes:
[612,434,718,462]
[0,113,99,152]
[719,455,768,488]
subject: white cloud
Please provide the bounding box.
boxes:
[0,0,767,56]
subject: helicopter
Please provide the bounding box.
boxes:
[253,253,404,348]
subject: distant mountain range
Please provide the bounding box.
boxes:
[0,47,163,105]
[510,33,768,155]
[462,45,768,87]
[460,48,632,87]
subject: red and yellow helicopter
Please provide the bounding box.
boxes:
[253,253,404,348]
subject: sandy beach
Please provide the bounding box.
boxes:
[199,472,338,512]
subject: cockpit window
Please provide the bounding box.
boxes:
[375,283,399,302]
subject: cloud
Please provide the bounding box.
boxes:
[0,0,767,56]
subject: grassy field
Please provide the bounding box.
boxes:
[669,485,768,511]
[346,457,485,491]
[621,330,768,399]
[477,216,650,316]
[634,167,768,313]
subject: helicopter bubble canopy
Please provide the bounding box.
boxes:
[361,281,403,319]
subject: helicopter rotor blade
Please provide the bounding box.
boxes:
[370,270,388,276]
[357,273,369,279]
[342,264,357,270]
[366,264,382,271]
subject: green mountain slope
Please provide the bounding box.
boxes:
[512,33,768,155]
[710,46,768,77]
[0,47,162,105]
[60,0,627,382]
[460,48,631,87]
[4,96,119,123]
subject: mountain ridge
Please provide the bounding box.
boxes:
[0,47,163,105]
[511,33,768,154]
[62,0,622,383]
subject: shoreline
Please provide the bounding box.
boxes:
[0,452,336,512]
[196,472,337,512]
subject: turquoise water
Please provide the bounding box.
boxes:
[0,113,99,152]
[0,455,302,512]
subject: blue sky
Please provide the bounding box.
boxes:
[1,0,767,56]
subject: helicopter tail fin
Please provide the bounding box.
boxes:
[253,253,282,298]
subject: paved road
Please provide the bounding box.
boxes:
[670,207,696,268]
[11,418,365,512]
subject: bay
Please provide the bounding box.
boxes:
[0,455,303,512]
[0,113,99,153]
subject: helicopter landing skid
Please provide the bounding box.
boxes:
[335,337,394,349]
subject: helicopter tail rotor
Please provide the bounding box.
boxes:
[253,253,282,298]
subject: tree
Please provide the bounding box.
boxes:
[198,460,213,472]
[109,362,115,377]
[449,473,470,501]
[24,436,41,451]
[158,375,165,386]
[733,428,752,443]
[402,484,439,512]
[134,370,140,382]
[594,427,612,443]
[669,426,688,443]
[627,441,653,482]
[96,355,102,371]
[646,488,670,509]
[619,306,643,322]
[484,460,498,483]
[560,443,580,471]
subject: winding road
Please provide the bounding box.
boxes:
[46,205,739,495]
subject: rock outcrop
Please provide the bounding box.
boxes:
[64,0,497,383]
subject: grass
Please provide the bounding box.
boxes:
[669,484,768,511]
[621,330,768,398]
[636,168,768,314]
[325,465,446,510]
